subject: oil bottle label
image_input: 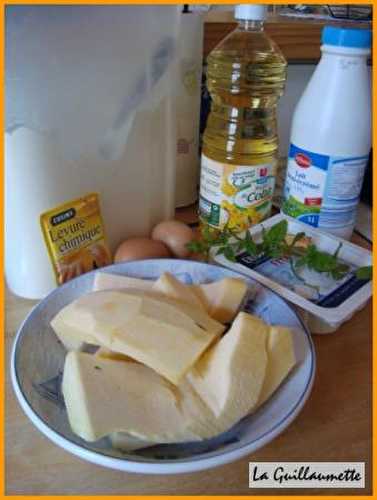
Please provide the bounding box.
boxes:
[282,144,369,229]
[199,154,276,231]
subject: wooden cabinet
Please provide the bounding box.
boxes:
[204,15,368,63]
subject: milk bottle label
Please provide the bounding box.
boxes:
[283,144,369,230]
[199,154,276,232]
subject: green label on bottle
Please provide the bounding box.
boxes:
[199,196,220,225]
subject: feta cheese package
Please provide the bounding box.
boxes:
[212,213,372,334]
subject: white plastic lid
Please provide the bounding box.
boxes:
[234,4,267,21]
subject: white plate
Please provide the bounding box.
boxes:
[11,259,315,474]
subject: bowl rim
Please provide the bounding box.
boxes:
[10,259,316,474]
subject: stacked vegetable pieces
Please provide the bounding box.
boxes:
[51,272,296,450]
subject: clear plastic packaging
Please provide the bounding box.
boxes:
[212,213,372,334]
[5,5,180,298]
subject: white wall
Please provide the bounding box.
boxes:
[278,64,315,157]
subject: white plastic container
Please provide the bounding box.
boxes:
[282,26,372,240]
[175,8,203,207]
[213,213,372,334]
[5,5,180,299]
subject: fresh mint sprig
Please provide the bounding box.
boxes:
[355,266,373,280]
[186,220,372,282]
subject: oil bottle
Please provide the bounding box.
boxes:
[199,4,287,234]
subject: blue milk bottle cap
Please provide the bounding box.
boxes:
[322,25,372,49]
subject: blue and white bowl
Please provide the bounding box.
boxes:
[11,259,315,474]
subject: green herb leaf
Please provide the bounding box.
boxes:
[244,231,258,255]
[186,240,205,253]
[304,245,336,273]
[264,220,288,247]
[215,230,229,246]
[202,224,212,241]
[330,263,350,280]
[223,246,236,262]
[185,220,372,284]
[356,266,372,280]
[261,225,267,243]
[261,220,288,259]
[269,247,285,259]
[236,241,246,253]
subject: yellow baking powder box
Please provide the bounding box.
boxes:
[40,193,112,285]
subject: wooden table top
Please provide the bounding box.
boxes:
[5,224,372,495]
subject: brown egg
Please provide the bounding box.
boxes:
[114,237,171,263]
[152,220,194,259]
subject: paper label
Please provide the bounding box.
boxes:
[234,251,368,307]
[283,144,369,229]
[199,154,276,231]
[40,193,111,285]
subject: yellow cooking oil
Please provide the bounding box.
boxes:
[199,5,287,235]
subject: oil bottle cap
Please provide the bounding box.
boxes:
[235,4,267,21]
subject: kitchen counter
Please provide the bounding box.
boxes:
[5,211,372,495]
